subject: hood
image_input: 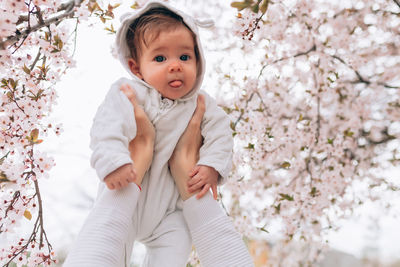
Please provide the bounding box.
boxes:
[115,1,210,100]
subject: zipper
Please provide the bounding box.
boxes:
[153,97,177,123]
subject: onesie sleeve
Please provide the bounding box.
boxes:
[197,91,233,185]
[89,78,137,181]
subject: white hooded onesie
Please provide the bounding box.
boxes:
[63,2,254,267]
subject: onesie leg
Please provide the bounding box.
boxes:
[142,211,192,267]
[63,184,140,267]
[183,193,254,267]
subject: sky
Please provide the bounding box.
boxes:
[23,1,400,265]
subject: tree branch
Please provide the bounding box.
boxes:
[0,0,85,50]
[331,54,399,89]
[259,44,316,78]
[361,128,397,145]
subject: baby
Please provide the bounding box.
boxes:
[63,1,254,266]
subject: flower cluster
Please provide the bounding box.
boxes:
[0,0,92,265]
[213,0,400,265]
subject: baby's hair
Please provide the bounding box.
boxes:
[126,7,199,63]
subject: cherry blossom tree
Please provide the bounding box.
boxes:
[1,0,399,266]
[212,0,400,265]
[0,0,119,265]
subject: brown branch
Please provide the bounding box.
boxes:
[14,0,76,26]
[4,191,20,217]
[3,215,40,267]
[361,128,397,145]
[259,44,316,78]
[30,48,42,71]
[34,180,45,247]
[233,92,255,129]
[331,55,399,89]
[1,0,85,50]
[35,6,46,26]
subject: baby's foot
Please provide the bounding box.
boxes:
[121,84,155,185]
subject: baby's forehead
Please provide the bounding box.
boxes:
[141,24,194,45]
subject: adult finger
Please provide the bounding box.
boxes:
[189,94,206,129]
[211,184,218,200]
[120,83,129,93]
[128,166,137,182]
[196,184,210,199]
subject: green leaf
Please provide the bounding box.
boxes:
[1,78,8,87]
[9,78,17,89]
[105,24,116,34]
[274,203,281,214]
[53,35,63,51]
[260,0,269,14]
[279,193,294,201]
[222,106,232,114]
[23,64,31,75]
[251,3,259,13]
[344,129,354,137]
[310,187,318,197]
[231,1,252,11]
[6,91,13,101]
[26,129,43,145]
[130,2,139,9]
[230,121,236,131]
[245,143,255,149]
[281,161,291,169]
[260,227,269,233]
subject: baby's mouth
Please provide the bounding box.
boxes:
[169,80,183,88]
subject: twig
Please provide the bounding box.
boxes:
[1,0,85,50]
[30,48,42,71]
[313,63,321,144]
[331,54,399,89]
[35,6,45,26]
[259,44,316,78]
[71,18,79,57]
[233,92,255,129]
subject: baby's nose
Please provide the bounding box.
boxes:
[168,61,182,72]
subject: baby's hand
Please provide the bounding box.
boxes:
[187,165,219,200]
[104,163,137,190]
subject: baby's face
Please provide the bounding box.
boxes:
[133,26,197,100]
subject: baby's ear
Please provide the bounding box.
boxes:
[128,59,143,79]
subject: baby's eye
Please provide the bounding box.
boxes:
[180,55,189,61]
[154,56,166,62]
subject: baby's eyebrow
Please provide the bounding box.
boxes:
[149,45,194,54]
[179,45,194,51]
